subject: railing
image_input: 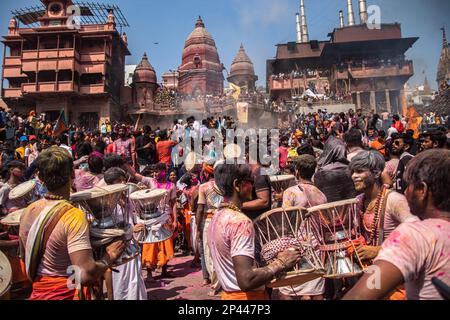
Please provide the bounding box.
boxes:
[3,66,24,78]
[2,88,22,98]
[4,56,21,66]
[80,52,109,63]
[349,61,414,78]
[80,84,105,94]
[269,77,327,91]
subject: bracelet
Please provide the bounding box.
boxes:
[274,258,288,270]
[267,260,285,279]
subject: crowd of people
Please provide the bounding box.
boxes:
[0,103,449,301]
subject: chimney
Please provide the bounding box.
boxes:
[296,13,302,43]
[300,0,309,43]
[339,10,345,28]
[347,0,355,26]
[358,0,368,24]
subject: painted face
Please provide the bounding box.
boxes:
[421,137,434,151]
[11,167,25,180]
[352,169,376,192]
[391,138,406,155]
[156,170,166,182]
[169,172,177,183]
[238,178,254,201]
[119,128,125,137]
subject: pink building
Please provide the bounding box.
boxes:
[1,0,130,128]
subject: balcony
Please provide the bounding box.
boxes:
[80,52,108,63]
[78,63,104,74]
[21,82,78,94]
[269,78,310,91]
[4,56,22,67]
[349,61,414,79]
[3,66,26,78]
[2,88,22,98]
[80,84,106,94]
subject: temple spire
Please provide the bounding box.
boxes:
[442,26,448,50]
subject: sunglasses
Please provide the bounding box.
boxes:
[393,140,402,146]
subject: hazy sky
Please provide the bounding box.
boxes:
[1,0,449,90]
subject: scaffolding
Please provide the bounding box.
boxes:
[11,1,130,32]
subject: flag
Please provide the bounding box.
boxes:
[52,109,68,138]
[229,82,241,101]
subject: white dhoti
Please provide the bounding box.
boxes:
[203,217,221,291]
[112,254,147,300]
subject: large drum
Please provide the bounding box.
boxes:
[70,184,140,267]
[254,206,325,288]
[0,208,25,227]
[269,175,297,194]
[0,251,12,299]
[130,189,173,244]
[307,199,365,279]
[8,180,37,208]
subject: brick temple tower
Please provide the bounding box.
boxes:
[178,16,224,97]
[227,44,258,93]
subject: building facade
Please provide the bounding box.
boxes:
[178,16,224,97]
[1,0,130,128]
[267,0,418,116]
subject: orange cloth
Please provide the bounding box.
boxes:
[182,208,191,249]
[386,286,407,300]
[30,276,90,300]
[221,290,269,301]
[6,254,29,286]
[142,238,174,268]
[370,140,386,156]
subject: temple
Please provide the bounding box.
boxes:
[227,44,258,93]
[178,16,224,96]
[267,0,418,115]
[1,0,130,127]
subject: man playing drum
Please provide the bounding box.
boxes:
[0,161,26,215]
[344,150,450,300]
[19,147,126,300]
[208,162,301,300]
[280,154,327,300]
[134,163,178,281]
[348,150,419,299]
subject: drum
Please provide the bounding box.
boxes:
[130,189,173,244]
[254,206,325,288]
[126,183,141,196]
[307,199,365,279]
[70,184,140,267]
[270,175,297,194]
[0,208,26,227]
[8,180,37,206]
[0,251,12,298]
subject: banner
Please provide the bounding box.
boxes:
[229,83,241,101]
[237,102,249,124]
[52,109,68,138]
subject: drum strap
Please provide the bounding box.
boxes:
[25,201,73,281]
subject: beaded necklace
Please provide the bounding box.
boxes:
[367,186,388,245]
[43,194,65,201]
[220,202,243,213]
